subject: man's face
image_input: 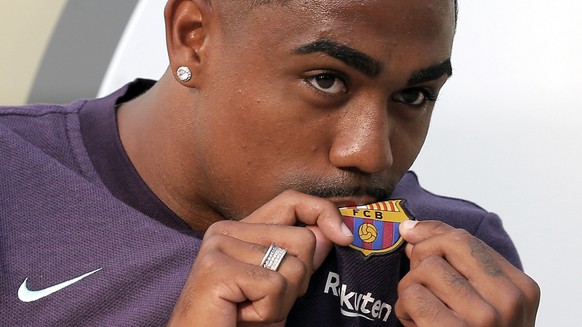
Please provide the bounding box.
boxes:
[187,0,455,219]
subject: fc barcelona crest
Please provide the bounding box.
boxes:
[339,199,413,257]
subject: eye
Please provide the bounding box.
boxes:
[306,73,348,95]
[393,88,437,107]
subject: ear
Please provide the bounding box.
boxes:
[164,0,211,87]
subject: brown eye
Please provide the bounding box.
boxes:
[393,88,436,107]
[307,73,347,95]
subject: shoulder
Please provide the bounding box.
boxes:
[393,171,490,229]
[0,100,95,179]
[0,100,86,142]
[0,100,86,119]
[393,171,523,269]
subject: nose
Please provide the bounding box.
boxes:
[328,101,393,174]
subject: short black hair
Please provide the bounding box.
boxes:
[248,0,459,23]
[215,0,459,34]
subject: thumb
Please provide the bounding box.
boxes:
[399,219,454,245]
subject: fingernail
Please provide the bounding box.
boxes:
[401,220,418,231]
[341,222,353,237]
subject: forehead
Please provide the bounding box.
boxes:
[224,0,455,66]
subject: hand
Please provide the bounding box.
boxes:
[395,220,540,327]
[167,190,353,326]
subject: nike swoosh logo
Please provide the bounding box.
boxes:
[18,268,102,302]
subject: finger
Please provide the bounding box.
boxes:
[194,235,310,324]
[406,229,540,325]
[234,269,290,323]
[399,220,454,245]
[205,220,316,274]
[305,225,333,270]
[201,250,289,323]
[400,220,510,277]
[407,228,511,281]
[203,232,311,296]
[172,247,287,326]
[504,266,541,325]
[242,190,353,246]
[398,255,502,326]
[395,282,462,327]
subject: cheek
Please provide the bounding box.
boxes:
[391,113,432,168]
[197,94,327,186]
[209,87,327,160]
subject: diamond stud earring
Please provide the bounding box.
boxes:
[176,66,192,82]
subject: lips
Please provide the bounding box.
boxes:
[328,195,380,208]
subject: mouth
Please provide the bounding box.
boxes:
[305,186,388,207]
[327,196,380,208]
[287,177,391,207]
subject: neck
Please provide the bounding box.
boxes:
[116,71,222,231]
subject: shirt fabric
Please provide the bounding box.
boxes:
[0,79,521,326]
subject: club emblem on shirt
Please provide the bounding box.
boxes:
[339,200,412,257]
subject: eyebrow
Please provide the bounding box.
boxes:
[407,59,453,85]
[293,39,452,84]
[293,39,383,77]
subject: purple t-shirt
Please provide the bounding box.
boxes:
[0,80,521,326]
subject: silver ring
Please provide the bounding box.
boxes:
[260,244,287,271]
